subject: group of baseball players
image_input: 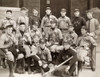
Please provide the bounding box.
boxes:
[0,7,99,77]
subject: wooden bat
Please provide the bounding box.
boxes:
[43,56,73,77]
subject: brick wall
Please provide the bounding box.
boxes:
[23,0,40,17]
[0,0,19,7]
[70,0,89,18]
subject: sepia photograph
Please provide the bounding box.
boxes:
[0,0,100,77]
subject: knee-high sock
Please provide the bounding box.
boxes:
[7,60,14,75]
[26,57,31,69]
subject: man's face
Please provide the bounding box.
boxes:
[34,41,39,47]
[6,27,13,34]
[86,12,92,19]
[81,29,87,35]
[46,9,51,15]
[21,10,28,16]
[32,25,37,31]
[6,12,12,19]
[20,25,25,31]
[33,10,38,16]
[40,43,45,49]
[51,23,56,29]
[61,12,66,17]
[63,44,70,50]
[74,11,80,17]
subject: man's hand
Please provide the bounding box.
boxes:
[64,44,70,50]
[38,60,42,66]
[16,49,19,52]
[17,53,24,60]
[65,65,70,73]
[22,37,27,42]
[46,42,51,47]
[88,32,97,39]
[43,64,48,68]
[88,32,95,37]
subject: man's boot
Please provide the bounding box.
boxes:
[7,60,14,77]
[21,58,25,74]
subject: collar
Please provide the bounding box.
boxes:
[45,14,52,17]
[5,17,12,20]
[89,17,93,20]
[69,31,74,34]
[20,31,25,36]
[40,47,46,51]
[61,16,66,18]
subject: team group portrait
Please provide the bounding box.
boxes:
[0,0,100,77]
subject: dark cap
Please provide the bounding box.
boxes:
[19,22,26,25]
[6,10,12,13]
[21,7,28,11]
[39,39,45,44]
[74,9,79,12]
[33,8,38,11]
[81,26,88,31]
[61,8,67,12]
[5,25,13,29]
[86,10,93,14]
[46,7,51,10]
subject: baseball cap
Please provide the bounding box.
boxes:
[74,9,79,12]
[61,8,67,12]
[39,39,45,44]
[86,10,93,14]
[21,7,28,12]
[46,7,51,10]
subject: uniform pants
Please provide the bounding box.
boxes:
[56,48,77,76]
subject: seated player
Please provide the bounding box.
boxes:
[63,25,78,48]
[17,23,41,74]
[0,25,15,77]
[15,23,28,74]
[47,22,63,64]
[37,39,52,72]
[76,26,97,70]
[30,38,42,73]
[48,25,78,77]
[30,25,42,43]
[45,41,77,77]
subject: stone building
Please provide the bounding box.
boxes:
[0,0,100,18]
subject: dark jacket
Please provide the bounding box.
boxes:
[72,16,86,36]
[29,15,41,28]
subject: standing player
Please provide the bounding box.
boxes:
[58,8,72,37]
[41,7,58,38]
[72,9,86,36]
